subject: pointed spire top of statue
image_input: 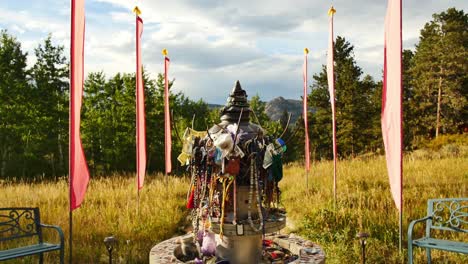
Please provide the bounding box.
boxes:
[220,80,251,123]
[231,80,242,94]
[227,80,248,107]
[229,80,247,99]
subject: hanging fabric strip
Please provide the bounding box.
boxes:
[303,50,310,172]
[70,0,90,211]
[382,0,403,212]
[136,11,146,190]
[177,128,208,165]
[164,55,172,174]
[327,6,337,200]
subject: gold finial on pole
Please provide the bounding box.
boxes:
[133,6,141,16]
[328,6,336,16]
[162,48,168,57]
[304,48,309,55]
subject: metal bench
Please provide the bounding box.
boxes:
[0,207,64,263]
[408,198,467,264]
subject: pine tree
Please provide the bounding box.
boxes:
[411,8,467,139]
[31,35,69,176]
[0,30,32,177]
[80,70,212,175]
[249,94,269,125]
[402,49,416,149]
[309,36,378,159]
[82,72,141,174]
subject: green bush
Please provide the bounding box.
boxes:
[422,134,468,151]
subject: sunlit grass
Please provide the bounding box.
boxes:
[281,154,468,263]
[0,174,189,263]
[1,152,467,263]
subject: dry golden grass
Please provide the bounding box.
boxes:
[280,154,468,263]
[1,152,467,263]
[0,174,189,263]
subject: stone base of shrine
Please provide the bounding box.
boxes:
[149,233,325,263]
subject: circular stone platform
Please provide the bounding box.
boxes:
[210,218,286,236]
[149,233,325,264]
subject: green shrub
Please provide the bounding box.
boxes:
[422,134,468,151]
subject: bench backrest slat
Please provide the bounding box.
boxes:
[426,198,468,235]
[0,208,42,243]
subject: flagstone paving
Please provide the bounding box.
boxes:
[149,233,325,263]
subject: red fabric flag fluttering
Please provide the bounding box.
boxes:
[70,0,90,211]
[382,0,403,211]
[135,11,146,190]
[327,7,337,199]
[164,52,172,174]
[303,49,310,172]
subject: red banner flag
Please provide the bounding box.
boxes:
[327,7,337,199]
[70,0,89,211]
[136,13,146,190]
[382,0,403,211]
[164,54,172,174]
[303,50,310,172]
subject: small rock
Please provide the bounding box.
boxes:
[304,241,314,247]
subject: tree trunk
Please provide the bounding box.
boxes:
[435,68,443,138]
[58,131,64,174]
[50,153,56,178]
[91,139,96,173]
[147,151,151,171]
[57,95,65,175]
[1,146,7,178]
[22,131,30,178]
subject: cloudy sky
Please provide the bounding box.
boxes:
[0,0,466,104]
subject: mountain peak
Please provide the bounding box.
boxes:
[265,97,302,123]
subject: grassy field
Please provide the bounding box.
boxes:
[0,175,189,263]
[281,153,467,263]
[1,150,467,263]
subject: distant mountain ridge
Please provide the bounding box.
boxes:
[208,103,223,109]
[265,97,302,123]
[208,97,303,123]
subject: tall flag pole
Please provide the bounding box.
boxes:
[163,49,172,178]
[303,48,310,190]
[69,0,90,262]
[327,6,337,205]
[382,0,403,251]
[134,6,146,194]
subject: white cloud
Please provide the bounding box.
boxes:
[1,0,467,103]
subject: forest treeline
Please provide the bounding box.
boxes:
[0,8,466,178]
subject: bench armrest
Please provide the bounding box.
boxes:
[40,224,65,247]
[408,215,432,245]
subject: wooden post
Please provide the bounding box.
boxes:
[399,197,403,252]
[69,210,72,264]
